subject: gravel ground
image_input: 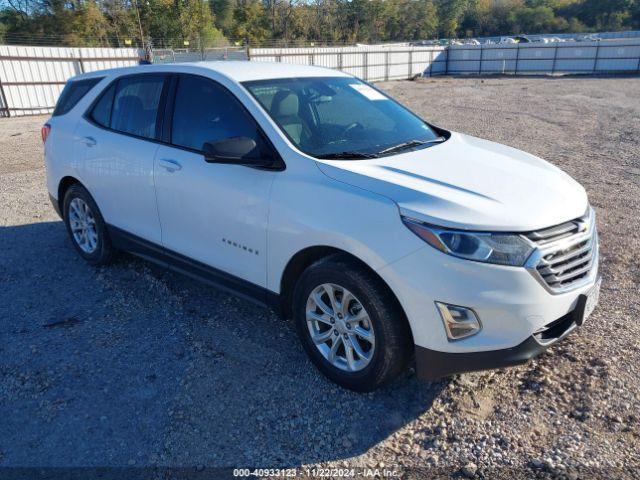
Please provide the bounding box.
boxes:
[0,76,639,479]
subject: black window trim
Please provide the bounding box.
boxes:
[84,71,285,171]
[159,74,178,144]
[84,72,171,144]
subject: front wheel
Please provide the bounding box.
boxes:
[293,254,412,391]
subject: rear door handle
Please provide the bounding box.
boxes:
[82,136,97,147]
[158,159,182,172]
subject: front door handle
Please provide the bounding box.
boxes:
[158,159,182,173]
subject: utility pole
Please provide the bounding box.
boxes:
[201,0,205,60]
[134,0,145,48]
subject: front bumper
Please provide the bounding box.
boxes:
[415,298,583,379]
[378,243,599,352]
[375,219,600,380]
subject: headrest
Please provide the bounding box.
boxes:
[117,94,144,114]
[271,90,299,118]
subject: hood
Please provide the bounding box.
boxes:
[315,132,588,232]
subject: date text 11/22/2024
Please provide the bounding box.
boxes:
[232,467,400,477]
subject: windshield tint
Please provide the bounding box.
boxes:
[243,77,441,158]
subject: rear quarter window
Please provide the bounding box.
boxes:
[53,77,103,117]
[90,83,116,128]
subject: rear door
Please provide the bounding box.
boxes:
[75,73,168,244]
[45,77,103,199]
[153,73,277,288]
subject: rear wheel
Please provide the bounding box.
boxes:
[63,184,114,265]
[293,254,412,391]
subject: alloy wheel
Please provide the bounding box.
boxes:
[306,283,375,372]
[68,197,99,254]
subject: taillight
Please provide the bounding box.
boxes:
[41,124,51,144]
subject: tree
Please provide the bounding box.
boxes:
[229,0,269,44]
[632,0,640,28]
[210,0,233,35]
[64,0,111,46]
[102,0,139,46]
[511,5,568,33]
[139,0,182,47]
[436,0,469,37]
[178,0,225,48]
[584,0,633,29]
[1,0,639,47]
[408,0,439,40]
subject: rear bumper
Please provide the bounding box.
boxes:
[415,301,582,380]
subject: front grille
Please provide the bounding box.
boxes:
[525,210,597,292]
[525,219,582,245]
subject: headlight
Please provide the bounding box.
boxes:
[402,217,534,266]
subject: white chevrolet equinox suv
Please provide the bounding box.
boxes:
[44,62,601,391]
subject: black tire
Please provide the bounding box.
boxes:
[63,183,114,265]
[293,254,412,392]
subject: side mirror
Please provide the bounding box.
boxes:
[203,136,273,167]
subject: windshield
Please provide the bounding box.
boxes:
[242,77,443,158]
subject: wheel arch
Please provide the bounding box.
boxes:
[279,246,414,344]
[57,176,83,218]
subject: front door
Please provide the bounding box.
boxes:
[153,74,277,288]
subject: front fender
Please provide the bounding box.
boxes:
[266,163,424,293]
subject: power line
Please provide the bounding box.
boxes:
[0,32,369,48]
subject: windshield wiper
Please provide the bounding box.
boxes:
[378,136,446,156]
[316,151,379,160]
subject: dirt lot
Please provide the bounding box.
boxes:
[1,77,639,478]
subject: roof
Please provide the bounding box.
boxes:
[77,61,352,83]
[188,61,352,82]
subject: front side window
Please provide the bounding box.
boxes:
[110,75,165,139]
[171,74,262,152]
[243,77,442,158]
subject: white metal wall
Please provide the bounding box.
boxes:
[250,39,640,79]
[446,38,640,75]
[0,45,140,116]
[249,45,447,82]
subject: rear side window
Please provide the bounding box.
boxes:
[53,77,102,117]
[171,75,261,151]
[90,83,116,128]
[110,75,165,139]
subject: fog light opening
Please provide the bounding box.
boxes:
[435,302,482,341]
